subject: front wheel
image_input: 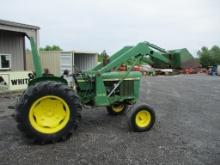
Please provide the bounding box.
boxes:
[127,103,155,132]
[106,103,128,115]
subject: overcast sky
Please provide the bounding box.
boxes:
[1,0,220,55]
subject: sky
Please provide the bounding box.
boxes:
[0,0,220,56]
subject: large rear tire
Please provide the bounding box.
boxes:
[15,81,82,144]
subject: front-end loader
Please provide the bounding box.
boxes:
[15,36,173,143]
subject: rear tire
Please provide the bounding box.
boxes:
[106,103,127,115]
[15,81,82,144]
[127,103,155,132]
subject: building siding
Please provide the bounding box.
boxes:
[26,51,61,76]
[26,51,97,76]
[0,30,25,71]
[74,52,97,71]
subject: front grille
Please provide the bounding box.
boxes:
[120,80,134,96]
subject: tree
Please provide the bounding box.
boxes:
[197,45,220,68]
[210,45,220,65]
[197,47,212,68]
[98,50,109,62]
[40,45,62,51]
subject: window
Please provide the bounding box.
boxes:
[0,54,11,70]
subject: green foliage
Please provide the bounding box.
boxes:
[98,55,103,62]
[197,45,220,68]
[40,45,63,51]
[98,50,109,62]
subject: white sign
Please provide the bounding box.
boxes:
[0,74,9,91]
[0,71,33,92]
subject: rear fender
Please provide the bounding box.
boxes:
[28,76,67,86]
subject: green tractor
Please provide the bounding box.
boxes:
[15,37,171,143]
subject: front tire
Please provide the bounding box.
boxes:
[15,81,82,144]
[127,103,155,132]
[106,103,128,115]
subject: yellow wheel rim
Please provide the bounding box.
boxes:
[29,95,70,134]
[112,104,124,113]
[135,110,151,128]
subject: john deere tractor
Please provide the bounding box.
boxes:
[15,36,172,143]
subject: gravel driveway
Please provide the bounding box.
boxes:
[0,74,219,165]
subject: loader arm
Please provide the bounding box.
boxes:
[92,46,133,71]
[97,41,171,74]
